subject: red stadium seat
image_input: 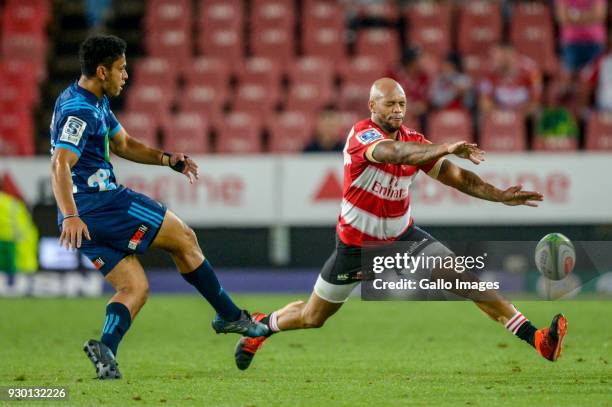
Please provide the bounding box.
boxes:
[198,27,243,64]
[145,28,192,67]
[337,111,361,138]
[339,56,386,87]
[338,83,370,118]
[198,0,243,32]
[116,112,159,148]
[532,137,578,151]
[511,22,558,74]
[512,2,552,25]
[216,112,263,154]
[177,83,228,119]
[2,33,47,63]
[235,57,281,88]
[162,112,209,154]
[406,2,452,59]
[233,83,279,116]
[463,54,489,84]
[145,0,191,31]
[355,29,401,67]
[458,1,502,56]
[250,27,294,63]
[284,82,333,113]
[480,110,527,152]
[585,112,612,151]
[302,26,347,62]
[250,0,295,32]
[428,110,473,144]
[125,83,174,119]
[287,57,334,88]
[0,110,34,155]
[182,57,231,89]
[132,57,178,87]
[267,111,314,153]
[355,2,400,21]
[302,0,345,32]
[3,0,48,35]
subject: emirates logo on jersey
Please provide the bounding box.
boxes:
[371,176,409,200]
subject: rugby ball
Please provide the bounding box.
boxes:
[535,233,575,280]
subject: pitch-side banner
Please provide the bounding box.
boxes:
[1,153,611,225]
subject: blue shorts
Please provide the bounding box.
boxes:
[62,186,167,276]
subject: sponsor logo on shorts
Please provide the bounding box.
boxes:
[128,224,149,250]
[357,129,383,145]
[93,257,105,270]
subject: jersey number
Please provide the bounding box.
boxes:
[87,169,116,191]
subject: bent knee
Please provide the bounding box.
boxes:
[117,280,149,302]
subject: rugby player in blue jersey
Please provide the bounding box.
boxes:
[50,35,268,379]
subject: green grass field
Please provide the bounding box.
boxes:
[1,295,611,406]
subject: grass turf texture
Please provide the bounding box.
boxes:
[1,295,611,406]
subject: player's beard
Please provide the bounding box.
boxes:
[380,117,403,133]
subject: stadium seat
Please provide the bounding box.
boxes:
[176,83,228,120]
[585,112,612,151]
[116,112,159,147]
[284,82,333,114]
[198,0,243,32]
[339,56,386,87]
[162,112,209,154]
[125,83,174,119]
[355,29,401,67]
[145,28,192,67]
[182,57,231,89]
[532,137,578,151]
[302,26,347,62]
[302,0,345,32]
[480,110,527,152]
[463,54,489,84]
[132,57,178,87]
[511,21,558,74]
[338,83,371,118]
[267,111,314,153]
[0,110,34,155]
[250,0,295,32]
[337,111,360,138]
[458,1,502,56]
[250,27,294,63]
[216,112,263,154]
[145,0,191,31]
[2,32,47,63]
[2,0,49,35]
[198,27,243,63]
[287,57,334,88]
[406,1,452,59]
[235,57,281,89]
[233,83,279,116]
[428,110,473,144]
[354,2,400,21]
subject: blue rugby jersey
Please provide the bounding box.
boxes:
[50,81,123,194]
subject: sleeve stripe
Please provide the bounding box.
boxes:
[55,143,82,157]
[109,124,122,138]
[426,157,446,179]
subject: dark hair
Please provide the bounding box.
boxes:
[401,46,421,66]
[79,35,126,77]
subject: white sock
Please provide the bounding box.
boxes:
[269,311,281,332]
[505,311,528,335]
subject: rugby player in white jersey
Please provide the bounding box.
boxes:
[233,78,567,370]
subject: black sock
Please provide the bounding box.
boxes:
[516,321,537,347]
[259,315,275,337]
[100,302,132,356]
[181,259,241,321]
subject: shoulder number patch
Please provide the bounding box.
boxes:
[356,129,383,145]
[60,116,87,145]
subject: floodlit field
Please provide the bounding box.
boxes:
[1,295,611,406]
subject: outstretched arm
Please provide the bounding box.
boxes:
[366,139,485,166]
[435,159,544,206]
[110,128,199,183]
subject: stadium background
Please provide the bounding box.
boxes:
[0,1,611,405]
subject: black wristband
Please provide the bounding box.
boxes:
[163,151,188,173]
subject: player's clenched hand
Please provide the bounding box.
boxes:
[447,141,485,164]
[60,217,91,250]
[500,185,544,207]
[168,153,200,184]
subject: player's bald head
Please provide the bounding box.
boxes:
[369,78,405,102]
